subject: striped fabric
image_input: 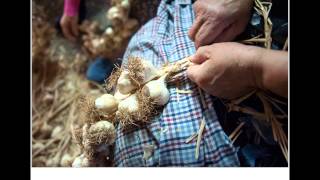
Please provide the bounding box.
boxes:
[114,0,240,167]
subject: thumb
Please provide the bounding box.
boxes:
[186,63,202,83]
[191,46,209,64]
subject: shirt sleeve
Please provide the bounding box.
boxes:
[63,0,80,16]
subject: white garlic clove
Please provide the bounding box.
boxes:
[91,38,100,48]
[107,7,125,21]
[107,7,119,19]
[143,75,170,106]
[105,27,114,36]
[117,70,136,94]
[95,94,118,113]
[120,0,130,9]
[118,94,139,113]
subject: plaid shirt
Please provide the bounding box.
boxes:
[114,0,240,166]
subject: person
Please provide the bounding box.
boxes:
[186,0,288,99]
[113,0,239,166]
[56,0,117,84]
[113,0,288,166]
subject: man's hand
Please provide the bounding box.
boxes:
[188,0,253,49]
[60,14,79,42]
[187,42,263,99]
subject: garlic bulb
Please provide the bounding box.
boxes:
[142,75,170,106]
[88,121,116,145]
[107,6,126,22]
[117,70,136,94]
[140,60,161,83]
[114,89,130,101]
[118,94,139,113]
[105,27,114,36]
[120,0,130,9]
[95,94,118,113]
[51,125,63,138]
[60,154,73,167]
[72,154,90,167]
[91,38,105,49]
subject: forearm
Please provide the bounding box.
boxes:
[256,49,288,97]
[64,0,81,16]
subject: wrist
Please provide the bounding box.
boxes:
[245,45,266,90]
[251,48,288,97]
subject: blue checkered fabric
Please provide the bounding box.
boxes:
[114,0,240,166]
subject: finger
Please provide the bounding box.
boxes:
[61,20,76,42]
[186,64,203,84]
[188,16,205,41]
[71,18,79,37]
[194,20,225,49]
[187,60,214,88]
[62,24,76,42]
[191,46,210,64]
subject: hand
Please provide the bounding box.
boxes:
[187,42,263,99]
[60,14,79,42]
[188,0,253,49]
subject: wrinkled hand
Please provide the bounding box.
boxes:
[60,14,79,42]
[187,42,263,99]
[189,0,253,49]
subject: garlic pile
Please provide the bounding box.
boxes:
[79,0,139,59]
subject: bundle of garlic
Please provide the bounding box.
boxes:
[79,0,139,59]
[101,56,192,129]
[71,96,116,167]
[71,56,191,167]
